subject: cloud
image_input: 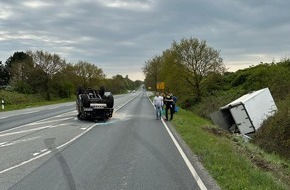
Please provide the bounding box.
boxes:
[1,0,290,80]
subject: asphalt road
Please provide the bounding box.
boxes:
[0,91,219,190]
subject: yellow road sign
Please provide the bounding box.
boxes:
[156,82,165,90]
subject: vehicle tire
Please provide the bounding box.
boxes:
[99,86,105,97]
[106,94,114,108]
[76,86,85,96]
[81,94,89,108]
[77,111,84,120]
[76,96,85,120]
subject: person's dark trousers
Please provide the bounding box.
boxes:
[165,106,174,120]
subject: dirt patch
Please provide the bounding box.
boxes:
[202,126,229,137]
[235,142,290,188]
[250,155,272,171]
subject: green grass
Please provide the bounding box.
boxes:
[0,89,75,112]
[1,98,74,112]
[172,108,290,190]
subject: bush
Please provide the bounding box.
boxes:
[252,94,290,159]
[0,90,44,107]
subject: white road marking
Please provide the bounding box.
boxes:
[0,137,40,148]
[0,96,139,175]
[0,111,76,134]
[24,111,38,114]
[32,149,48,156]
[0,126,52,137]
[149,95,207,190]
[0,123,97,175]
[25,117,72,126]
[0,124,68,137]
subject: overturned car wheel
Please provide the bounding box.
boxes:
[106,94,114,108]
[80,94,89,108]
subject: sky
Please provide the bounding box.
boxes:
[1,0,290,81]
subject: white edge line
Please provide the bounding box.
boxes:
[0,123,96,175]
[148,93,207,190]
[0,110,76,134]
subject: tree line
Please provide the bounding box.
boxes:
[143,37,226,102]
[143,37,290,158]
[0,50,142,100]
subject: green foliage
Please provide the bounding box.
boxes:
[143,37,225,103]
[0,90,45,107]
[190,60,290,159]
[143,55,163,91]
[0,61,9,86]
[2,50,141,102]
[104,75,142,94]
[253,94,290,158]
[73,60,105,89]
[170,37,225,101]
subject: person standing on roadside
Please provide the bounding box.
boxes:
[153,92,163,120]
[164,92,174,121]
[172,94,178,113]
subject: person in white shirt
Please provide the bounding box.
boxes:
[153,92,163,120]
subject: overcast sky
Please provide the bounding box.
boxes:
[1,0,290,80]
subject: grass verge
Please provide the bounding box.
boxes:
[172,108,290,190]
[0,98,75,112]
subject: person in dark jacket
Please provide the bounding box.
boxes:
[164,93,174,121]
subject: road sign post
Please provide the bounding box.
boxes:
[1,99,4,110]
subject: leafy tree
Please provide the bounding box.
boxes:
[159,49,188,96]
[171,37,226,101]
[142,55,163,91]
[7,52,38,93]
[4,52,32,86]
[111,75,127,94]
[73,61,105,89]
[0,61,9,86]
[27,50,66,100]
[51,65,74,98]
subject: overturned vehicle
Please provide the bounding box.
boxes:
[76,86,114,121]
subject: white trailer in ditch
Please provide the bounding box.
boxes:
[210,88,278,135]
